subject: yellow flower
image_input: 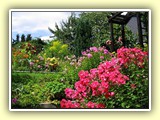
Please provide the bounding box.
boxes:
[47,58,50,61]
[36,60,39,63]
[49,63,54,66]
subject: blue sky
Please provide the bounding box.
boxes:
[12,12,74,40]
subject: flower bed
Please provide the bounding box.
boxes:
[11,46,149,109]
[60,47,148,108]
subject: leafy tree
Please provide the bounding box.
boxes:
[49,12,136,56]
[16,34,20,43]
[79,12,111,47]
[49,12,77,45]
[21,34,26,42]
[73,16,92,56]
[48,12,111,56]
[26,34,32,41]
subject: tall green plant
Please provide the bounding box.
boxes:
[44,40,69,59]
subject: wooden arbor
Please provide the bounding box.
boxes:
[108,12,148,51]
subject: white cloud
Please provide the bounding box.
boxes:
[12,12,71,34]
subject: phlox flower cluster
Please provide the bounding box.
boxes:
[117,47,148,68]
[61,58,130,108]
[81,46,109,58]
[64,55,85,67]
[60,47,148,108]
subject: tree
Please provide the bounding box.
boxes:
[73,16,92,56]
[48,13,77,54]
[48,12,111,56]
[21,34,25,42]
[79,12,111,47]
[16,34,20,43]
[48,12,136,56]
[26,34,32,41]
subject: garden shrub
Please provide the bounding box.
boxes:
[79,46,112,71]
[12,42,39,71]
[60,47,149,109]
[11,72,72,108]
[57,46,113,85]
[43,40,69,59]
[11,45,149,109]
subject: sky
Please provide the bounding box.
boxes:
[11,11,137,41]
[11,12,74,40]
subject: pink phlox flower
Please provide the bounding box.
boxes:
[29,62,34,66]
[12,98,17,104]
[78,70,89,79]
[65,88,75,98]
[87,53,92,58]
[100,56,104,59]
[90,47,98,52]
[90,68,98,78]
[90,81,100,89]
[103,49,108,54]
[96,103,105,108]
[75,81,86,93]
[81,51,87,55]
[109,92,115,97]
[86,101,96,108]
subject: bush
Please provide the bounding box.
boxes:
[43,40,69,59]
[11,72,71,108]
[60,47,149,109]
[57,46,113,85]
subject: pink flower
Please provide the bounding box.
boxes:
[96,103,105,108]
[60,99,81,108]
[106,40,112,45]
[90,68,98,78]
[109,92,115,96]
[29,62,34,66]
[100,56,104,59]
[78,70,89,79]
[65,88,74,98]
[37,65,42,68]
[117,47,148,68]
[98,47,105,51]
[103,49,108,54]
[81,51,86,55]
[90,81,100,89]
[75,81,86,93]
[86,101,96,108]
[90,47,98,52]
[12,98,17,104]
[87,53,92,58]
[60,47,147,108]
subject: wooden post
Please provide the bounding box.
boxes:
[110,22,114,51]
[121,24,125,47]
[137,13,144,48]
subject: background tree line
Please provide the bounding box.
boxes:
[12,34,32,45]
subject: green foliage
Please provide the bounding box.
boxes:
[12,40,47,72]
[49,40,69,58]
[79,12,111,47]
[79,52,112,71]
[16,34,20,43]
[26,34,32,42]
[42,40,69,59]
[11,72,72,108]
[21,34,26,42]
[49,12,138,56]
